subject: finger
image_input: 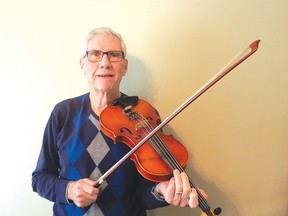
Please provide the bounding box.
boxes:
[75,188,98,207]
[76,179,99,203]
[179,172,191,197]
[175,172,192,207]
[171,170,184,206]
[75,194,96,208]
[188,188,199,208]
[164,178,176,203]
[173,169,183,195]
[78,178,98,194]
[83,184,99,196]
[67,180,96,208]
[82,178,97,187]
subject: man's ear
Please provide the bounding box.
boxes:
[122,59,128,76]
[80,58,86,75]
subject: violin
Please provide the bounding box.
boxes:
[101,96,189,182]
[100,96,221,216]
[97,39,260,216]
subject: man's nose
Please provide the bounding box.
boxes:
[99,54,111,68]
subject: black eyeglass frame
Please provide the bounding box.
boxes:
[85,50,125,62]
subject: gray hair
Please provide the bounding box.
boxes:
[80,27,127,58]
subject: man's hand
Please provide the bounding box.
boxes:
[67,178,99,207]
[155,169,208,208]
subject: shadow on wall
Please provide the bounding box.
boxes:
[120,55,157,103]
[147,125,241,216]
[122,54,240,216]
[122,54,241,216]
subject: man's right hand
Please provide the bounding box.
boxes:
[67,178,99,207]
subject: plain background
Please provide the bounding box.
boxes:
[0,1,287,215]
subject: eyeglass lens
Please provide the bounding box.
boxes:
[87,50,123,62]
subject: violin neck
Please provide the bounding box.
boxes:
[150,133,215,215]
[187,177,214,216]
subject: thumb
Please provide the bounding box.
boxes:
[82,178,97,186]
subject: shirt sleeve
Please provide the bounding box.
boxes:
[31,106,70,204]
[136,177,169,210]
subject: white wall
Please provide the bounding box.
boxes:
[0,1,287,215]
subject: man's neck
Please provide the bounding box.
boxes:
[89,90,121,116]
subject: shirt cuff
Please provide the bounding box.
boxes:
[65,181,74,204]
[151,183,166,202]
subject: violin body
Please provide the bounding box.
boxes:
[100,96,221,216]
[100,98,189,182]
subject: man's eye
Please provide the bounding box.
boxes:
[110,52,120,57]
[91,51,101,57]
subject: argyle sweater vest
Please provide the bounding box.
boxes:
[32,93,168,216]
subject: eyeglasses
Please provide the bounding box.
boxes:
[85,50,125,62]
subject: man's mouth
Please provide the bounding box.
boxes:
[97,74,114,77]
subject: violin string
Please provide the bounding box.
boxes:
[139,117,211,212]
[136,115,211,213]
[136,115,181,170]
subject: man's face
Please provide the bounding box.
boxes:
[80,34,128,94]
